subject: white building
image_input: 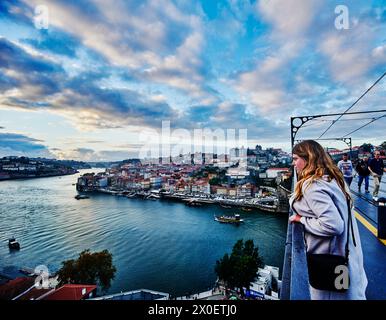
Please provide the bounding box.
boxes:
[244,265,280,300]
[265,168,289,178]
[226,167,250,179]
[97,177,108,188]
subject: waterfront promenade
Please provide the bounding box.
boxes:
[85,187,287,214]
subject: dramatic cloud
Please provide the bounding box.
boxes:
[15,0,214,104]
[318,11,386,84]
[0,132,54,157]
[0,38,177,130]
[232,0,322,115]
[0,0,385,160]
[57,147,140,162]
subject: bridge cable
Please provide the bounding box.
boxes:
[342,113,386,137]
[317,71,386,139]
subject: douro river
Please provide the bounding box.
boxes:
[0,169,287,297]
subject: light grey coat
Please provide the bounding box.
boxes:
[289,176,368,300]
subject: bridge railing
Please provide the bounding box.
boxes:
[280,175,311,300]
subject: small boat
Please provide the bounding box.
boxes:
[214,214,244,224]
[220,204,232,209]
[75,194,90,200]
[185,199,202,206]
[8,237,20,250]
[147,194,161,200]
[241,207,253,212]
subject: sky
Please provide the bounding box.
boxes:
[0,0,385,161]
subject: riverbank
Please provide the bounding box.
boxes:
[0,171,78,181]
[0,171,287,297]
[83,188,288,214]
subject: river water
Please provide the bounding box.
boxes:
[0,169,288,296]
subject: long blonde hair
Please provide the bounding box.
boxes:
[293,140,350,201]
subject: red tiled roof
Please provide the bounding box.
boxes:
[18,287,53,300]
[0,277,35,300]
[43,284,97,300]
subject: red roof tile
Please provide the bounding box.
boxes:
[18,287,53,300]
[0,277,35,300]
[43,284,97,300]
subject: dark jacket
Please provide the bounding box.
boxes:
[356,160,370,177]
[368,158,385,176]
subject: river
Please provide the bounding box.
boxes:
[0,169,288,297]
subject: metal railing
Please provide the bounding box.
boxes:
[280,175,311,300]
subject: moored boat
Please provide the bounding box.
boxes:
[8,237,20,250]
[185,199,202,206]
[75,194,90,200]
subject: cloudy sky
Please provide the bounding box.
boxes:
[0,0,385,161]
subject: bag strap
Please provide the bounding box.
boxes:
[345,197,357,261]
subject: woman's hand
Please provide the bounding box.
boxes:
[289,214,302,223]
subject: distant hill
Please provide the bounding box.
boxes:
[87,158,141,168]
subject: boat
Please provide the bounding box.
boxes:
[75,194,90,200]
[241,207,253,212]
[254,202,278,213]
[220,204,232,209]
[8,237,20,250]
[214,214,244,224]
[147,194,161,200]
[185,199,202,206]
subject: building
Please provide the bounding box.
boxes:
[215,186,228,195]
[265,168,290,178]
[43,284,97,300]
[0,276,55,300]
[237,183,253,198]
[243,265,280,300]
[191,179,210,194]
[150,176,163,188]
[226,167,250,179]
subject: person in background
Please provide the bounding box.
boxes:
[368,151,386,201]
[355,157,370,193]
[289,140,367,300]
[338,153,354,187]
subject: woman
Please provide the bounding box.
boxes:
[289,140,367,299]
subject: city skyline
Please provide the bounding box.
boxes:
[1,0,385,161]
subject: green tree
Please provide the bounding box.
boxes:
[359,143,373,153]
[209,177,220,185]
[380,141,386,151]
[56,249,117,293]
[215,239,263,296]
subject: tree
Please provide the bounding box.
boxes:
[380,141,386,151]
[359,143,373,153]
[215,239,263,296]
[56,249,117,293]
[209,177,220,185]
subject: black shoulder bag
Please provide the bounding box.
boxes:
[298,198,356,292]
